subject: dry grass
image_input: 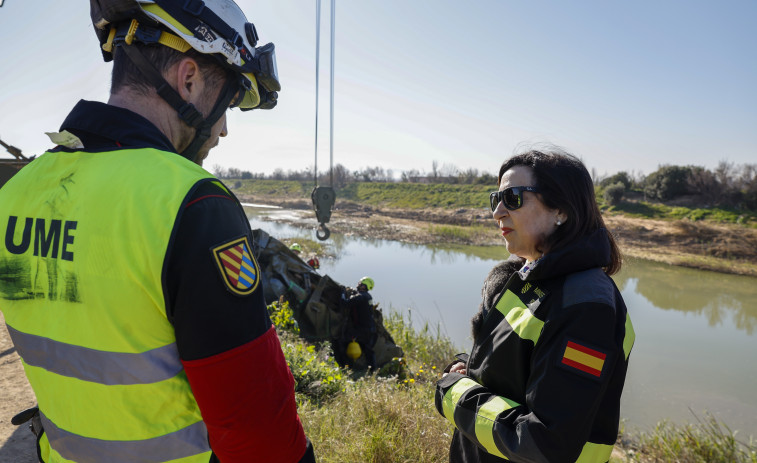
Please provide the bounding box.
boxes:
[298,378,452,463]
[613,413,757,463]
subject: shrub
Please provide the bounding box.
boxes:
[624,413,757,463]
[268,300,300,335]
[603,182,626,206]
[644,165,692,200]
[601,172,632,190]
[280,333,346,404]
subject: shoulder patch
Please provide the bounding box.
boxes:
[211,235,260,296]
[559,339,608,380]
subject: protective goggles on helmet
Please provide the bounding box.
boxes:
[489,186,541,212]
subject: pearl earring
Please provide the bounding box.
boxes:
[556,220,562,226]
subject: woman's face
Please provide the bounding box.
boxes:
[493,165,562,262]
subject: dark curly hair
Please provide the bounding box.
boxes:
[498,148,622,275]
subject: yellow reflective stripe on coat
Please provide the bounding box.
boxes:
[442,377,479,422]
[623,313,635,360]
[474,395,520,459]
[575,441,614,463]
[495,290,545,344]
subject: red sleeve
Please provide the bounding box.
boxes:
[182,325,307,463]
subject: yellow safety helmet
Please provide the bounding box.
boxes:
[289,243,302,253]
[359,276,374,291]
[346,340,362,360]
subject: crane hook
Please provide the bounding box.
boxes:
[312,186,335,241]
[316,222,331,241]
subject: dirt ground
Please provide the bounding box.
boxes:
[0,313,38,462]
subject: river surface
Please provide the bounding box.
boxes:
[247,208,757,438]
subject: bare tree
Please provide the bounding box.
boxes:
[212,164,227,178]
[458,168,479,184]
[439,163,460,178]
[401,169,421,182]
[330,163,352,188]
[714,160,736,190]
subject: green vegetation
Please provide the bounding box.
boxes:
[232,178,495,209]
[271,300,756,462]
[428,224,490,243]
[600,198,757,227]
[271,301,456,462]
[297,377,452,462]
[603,182,626,206]
[233,178,757,227]
[617,415,757,462]
[338,182,493,209]
[234,179,310,197]
[382,310,461,369]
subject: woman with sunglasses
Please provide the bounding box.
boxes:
[435,148,635,463]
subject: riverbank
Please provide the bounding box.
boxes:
[238,195,757,278]
[3,301,755,461]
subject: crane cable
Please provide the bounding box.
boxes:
[311,0,336,241]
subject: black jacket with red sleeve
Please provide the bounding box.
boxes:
[59,100,316,463]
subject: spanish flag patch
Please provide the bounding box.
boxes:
[211,235,260,296]
[560,340,607,378]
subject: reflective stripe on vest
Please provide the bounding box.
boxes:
[41,412,211,463]
[7,325,182,385]
[495,290,545,344]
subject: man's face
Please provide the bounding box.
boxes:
[195,112,227,166]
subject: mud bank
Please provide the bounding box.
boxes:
[239,196,757,278]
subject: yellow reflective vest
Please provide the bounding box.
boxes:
[0,147,218,462]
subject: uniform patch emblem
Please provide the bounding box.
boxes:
[211,236,260,296]
[560,340,607,378]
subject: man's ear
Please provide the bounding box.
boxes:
[172,57,204,103]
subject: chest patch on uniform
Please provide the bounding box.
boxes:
[560,340,607,379]
[211,236,260,296]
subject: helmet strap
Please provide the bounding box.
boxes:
[178,73,241,163]
[119,43,241,163]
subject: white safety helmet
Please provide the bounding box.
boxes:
[91,0,280,110]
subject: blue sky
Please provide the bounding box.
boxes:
[1,0,755,179]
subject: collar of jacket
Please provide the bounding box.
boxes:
[58,100,176,153]
[519,228,611,281]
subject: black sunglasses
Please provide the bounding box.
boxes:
[489,186,540,211]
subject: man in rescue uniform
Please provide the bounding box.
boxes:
[345,277,377,371]
[0,1,315,462]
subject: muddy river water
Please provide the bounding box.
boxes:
[248,208,757,439]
